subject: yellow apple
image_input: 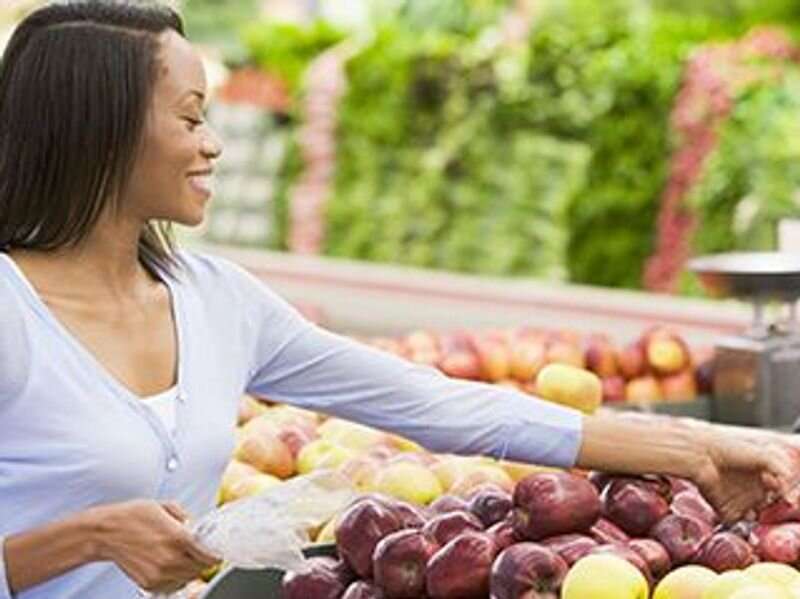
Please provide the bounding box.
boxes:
[297,439,356,474]
[237,395,269,425]
[499,460,558,483]
[449,465,514,497]
[219,460,261,504]
[745,563,800,588]
[787,579,800,598]
[318,418,389,451]
[373,461,443,505]
[431,455,493,491]
[702,571,762,599]
[534,363,602,414]
[727,585,791,599]
[338,455,380,491]
[653,565,718,599]
[561,554,648,599]
[225,473,281,502]
[314,515,339,544]
[387,433,425,453]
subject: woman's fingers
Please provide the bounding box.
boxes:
[161,501,190,523]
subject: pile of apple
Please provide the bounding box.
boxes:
[283,469,800,599]
[360,325,713,405]
[220,399,546,509]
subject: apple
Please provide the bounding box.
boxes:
[467,486,513,527]
[694,532,756,573]
[646,330,689,375]
[625,376,664,404]
[544,340,585,368]
[509,339,547,382]
[449,466,514,498]
[499,460,556,483]
[590,517,631,545]
[234,430,294,479]
[512,472,601,541]
[237,395,269,425]
[373,529,439,599]
[727,585,793,599]
[588,471,613,494]
[603,478,670,536]
[338,456,381,492]
[431,456,492,491]
[488,518,518,552]
[602,376,627,403]
[561,554,649,598]
[695,358,715,395]
[660,370,698,402]
[429,495,469,515]
[390,500,429,529]
[404,330,439,353]
[318,418,390,451]
[425,531,497,599]
[745,562,800,587]
[305,556,355,587]
[759,499,800,525]
[422,511,484,546]
[277,423,316,459]
[373,461,443,505]
[224,472,281,502]
[490,543,568,599]
[618,342,647,379]
[534,363,603,414]
[650,514,712,565]
[336,498,402,578]
[671,490,718,526]
[297,439,356,474]
[315,516,338,544]
[282,561,345,599]
[754,523,800,564]
[701,570,769,599]
[540,534,598,566]
[589,544,653,587]
[629,538,672,581]
[219,460,261,504]
[652,565,718,599]
[342,581,384,599]
[473,337,512,382]
[585,338,619,378]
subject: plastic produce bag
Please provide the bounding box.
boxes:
[144,470,357,599]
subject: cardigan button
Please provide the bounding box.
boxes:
[166,457,179,472]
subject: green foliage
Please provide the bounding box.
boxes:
[686,70,800,257]
[242,20,345,94]
[182,0,259,60]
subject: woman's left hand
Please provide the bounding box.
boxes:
[693,433,793,523]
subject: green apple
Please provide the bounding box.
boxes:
[561,554,648,599]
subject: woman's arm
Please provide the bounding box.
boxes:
[578,414,791,522]
[4,501,219,595]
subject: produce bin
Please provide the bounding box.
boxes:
[202,544,337,599]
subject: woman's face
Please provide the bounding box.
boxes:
[123,30,222,227]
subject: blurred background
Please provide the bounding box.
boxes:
[4,0,800,297]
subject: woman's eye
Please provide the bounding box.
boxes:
[184,117,204,130]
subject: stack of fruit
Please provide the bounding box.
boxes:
[284,469,800,599]
[220,399,548,508]
[360,325,712,405]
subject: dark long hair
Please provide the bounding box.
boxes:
[0,1,185,276]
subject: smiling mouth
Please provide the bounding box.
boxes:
[187,173,215,196]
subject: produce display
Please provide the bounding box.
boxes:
[283,467,800,599]
[357,325,713,405]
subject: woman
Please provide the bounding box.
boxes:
[0,2,791,598]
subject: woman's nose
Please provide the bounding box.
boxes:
[201,127,223,159]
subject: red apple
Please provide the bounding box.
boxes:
[282,561,346,599]
[490,543,568,599]
[590,517,631,545]
[584,339,619,378]
[336,498,403,578]
[754,523,800,564]
[429,495,469,515]
[603,478,670,537]
[488,518,519,553]
[467,487,513,527]
[512,472,601,541]
[373,529,439,599]
[617,342,647,379]
[601,376,627,403]
[650,514,712,565]
[694,532,755,573]
[509,340,547,382]
[660,370,698,402]
[540,534,598,566]
[422,510,484,547]
[759,499,800,525]
[695,358,715,395]
[277,424,316,459]
[425,531,497,599]
[438,350,483,381]
[544,340,585,368]
[342,581,384,599]
[588,471,613,494]
[670,490,718,526]
[473,338,512,382]
[628,538,672,581]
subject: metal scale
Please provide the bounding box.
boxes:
[688,252,800,430]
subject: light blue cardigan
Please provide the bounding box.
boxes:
[0,251,582,599]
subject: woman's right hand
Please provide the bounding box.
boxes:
[87,500,220,593]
